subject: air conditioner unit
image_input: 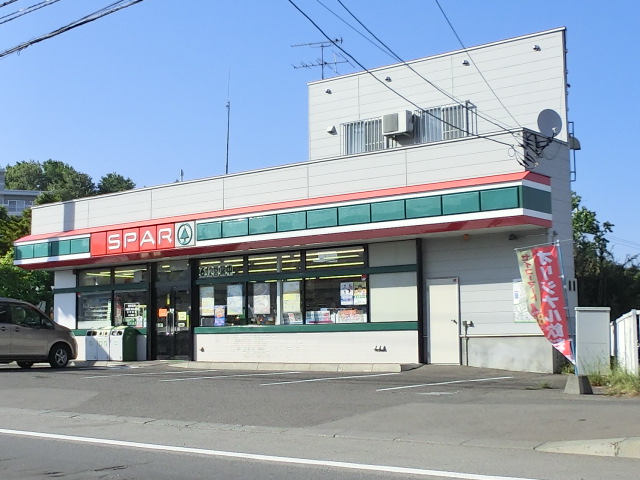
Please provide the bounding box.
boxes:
[383,111,413,136]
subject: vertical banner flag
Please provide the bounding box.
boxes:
[516,244,575,363]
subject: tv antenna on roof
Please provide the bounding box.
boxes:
[291,37,351,79]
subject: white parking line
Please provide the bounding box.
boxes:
[376,376,513,392]
[261,372,400,386]
[84,370,219,379]
[161,371,302,382]
[0,427,542,480]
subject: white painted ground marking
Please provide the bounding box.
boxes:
[83,370,219,379]
[376,376,514,392]
[261,372,400,386]
[0,428,541,480]
[161,371,302,382]
[417,391,459,396]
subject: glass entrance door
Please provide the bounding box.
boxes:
[154,260,192,360]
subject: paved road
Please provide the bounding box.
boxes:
[0,362,639,479]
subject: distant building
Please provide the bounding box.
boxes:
[0,168,41,215]
[14,28,579,373]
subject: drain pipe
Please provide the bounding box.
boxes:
[462,320,474,366]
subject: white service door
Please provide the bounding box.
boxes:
[427,278,460,364]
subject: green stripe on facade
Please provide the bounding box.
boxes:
[16,185,552,261]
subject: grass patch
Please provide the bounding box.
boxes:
[586,364,640,396]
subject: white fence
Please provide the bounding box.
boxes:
[611,309,639,374]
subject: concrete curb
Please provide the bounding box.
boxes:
[536,437,640,458]
[70,360,417,373]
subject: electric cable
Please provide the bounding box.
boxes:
[434,0,521,129]
[333,0,517,134]
[289,0,520,153]
[0,0,144,59]
[0,0,19,9]
[0,0,62,26]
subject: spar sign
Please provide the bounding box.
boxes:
[516,243,575,363]
[90,221,195,256]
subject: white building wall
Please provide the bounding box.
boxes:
[194,331,418,365]
[308,28,568,160]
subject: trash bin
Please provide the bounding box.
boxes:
[109,326,137,361]
[96,327,112,360]
[85,329,99,361]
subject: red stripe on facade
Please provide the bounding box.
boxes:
[17,215,551,270]
[16,171,549,244]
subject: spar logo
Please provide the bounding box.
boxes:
[91,221,197,256]
[176,222,195,247]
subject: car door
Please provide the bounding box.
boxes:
[0,302,11,359]
[9,304,51,358]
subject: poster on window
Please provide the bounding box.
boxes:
[340,282,354,305]
[253,282,271,315]
[214,305,226,326]
[513,280,535,323]
[282,281,301,313]
[226,284,244,315]
[200,286,215,316]
[353,281,367,305]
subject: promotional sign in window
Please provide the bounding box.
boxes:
[252,283,271,315]
[226,284,244,315]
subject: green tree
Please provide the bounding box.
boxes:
[4,160,46,190]
[42,160,95,201]
[572,192,640,318]
[97,172,135,194]
[0,249,53,308]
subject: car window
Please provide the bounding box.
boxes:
[0,303,10,324]
[10,305,50,329]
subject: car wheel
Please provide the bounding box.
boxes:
[17,361,34,369]
[49,344,70,368]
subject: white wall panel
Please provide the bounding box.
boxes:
[54,270,75,289]
[370,273,417,323]
[369,240,416,267]
[425,233,545,336]
[53,293,76,330]
[194,330,418,364]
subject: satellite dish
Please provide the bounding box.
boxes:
[537,109,563,137]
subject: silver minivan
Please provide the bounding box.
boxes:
[0,298,78,368]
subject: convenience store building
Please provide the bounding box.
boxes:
[14,28,578,373]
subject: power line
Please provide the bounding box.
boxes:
[333,0,518,136]
[0,0,19,9]
[434,0,521,129]
[288,0,518,152]
[0,0,144,59]
[0,0,62,26]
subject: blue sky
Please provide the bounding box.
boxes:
[1,1,637,260]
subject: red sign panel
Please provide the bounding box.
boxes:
[90,224,175,257]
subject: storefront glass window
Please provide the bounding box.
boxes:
[248,252,301,275]
[77,292,112,329]
[199,283,246,326]
[305,275,368,324]
[114,265,148,284]
[114,290,148,327]
[78,268,112,286]
[199,256,245,278]
[305,246,365,270]
[156,260,190,283]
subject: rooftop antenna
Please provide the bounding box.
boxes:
[291,37,348,79]
[225,70,230,175]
